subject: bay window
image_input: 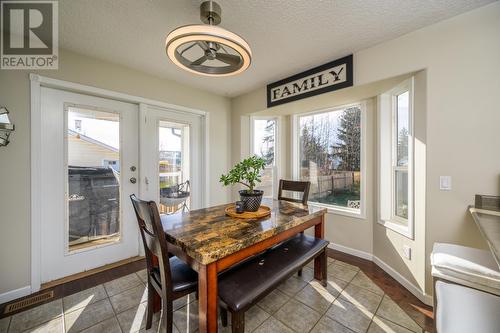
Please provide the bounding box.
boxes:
[292,103,366,217]
[379,78,414,238]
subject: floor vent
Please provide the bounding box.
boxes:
[3,290,54,315]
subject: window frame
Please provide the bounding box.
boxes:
[291,101,367,219]
[250,116,281,199]
[378,78,414,238]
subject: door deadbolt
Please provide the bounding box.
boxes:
[130,166,137,172]
[130,177,137,184]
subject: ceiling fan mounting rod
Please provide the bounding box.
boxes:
[200,1,222,26]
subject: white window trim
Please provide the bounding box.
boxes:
[250,116,281,199]
[378,78,415,239]
[292,102,367,219]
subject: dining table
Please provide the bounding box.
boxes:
[159,198,327,333]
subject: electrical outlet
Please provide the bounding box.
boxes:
[403,245,411,260]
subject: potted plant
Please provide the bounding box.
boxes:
[220,156,266,212]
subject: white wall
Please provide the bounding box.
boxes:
[231,2,500,298]
[0,49,232,296]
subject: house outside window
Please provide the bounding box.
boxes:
[292,103,366,217]
[379,78,414,238]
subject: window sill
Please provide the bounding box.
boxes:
[308,202,366,220]
[378,219,414,239]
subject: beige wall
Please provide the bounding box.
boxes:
[0,49,232,295]
[231,2,500,298]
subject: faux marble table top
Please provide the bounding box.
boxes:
[161,198,327,265]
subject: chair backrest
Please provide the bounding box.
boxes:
[277,179,311,205]
[130,194,172,291]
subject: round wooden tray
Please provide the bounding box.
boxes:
[225,205,271,219]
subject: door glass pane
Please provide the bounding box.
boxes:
[395,170,408,219]
[253,119,275,197]
[396,91,409,167]
[299,106,361,210]
[67,108,120,251]
[159,121,190,214]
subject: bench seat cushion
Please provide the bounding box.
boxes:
[431,243,500,295]
[218,234,329,311]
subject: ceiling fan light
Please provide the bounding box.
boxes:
[165,24,252,77]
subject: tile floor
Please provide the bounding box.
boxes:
[0,259,429,333]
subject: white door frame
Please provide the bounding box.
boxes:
[30,74,210,293]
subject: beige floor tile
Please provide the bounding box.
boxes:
[9,300,63,333]
[21,316,64,333]
[257,289,290,314]
[104,273,143,297]
[339,284,383,314]
[63,285,108,313]
[245,306,271,333]
[334,260,360,272]
[274,298,322,332]
[367,316,416,333]
[326,297,374,333]
[305,260,315,269]
[173,301,199,333]
[298,267,315,283]
[109,284,148,314]
[78,317,122,333]
[139,319,177,333]
[252,316,294,333]
[173,293,196,312]
[310,315,356,333]
[116,303,149,333]
[350,272,384,296]
[328,263,358,282]
[0,317,10,333]
[375,296,422,332]
[64,298,115,333]
[136,270,148,284]
[311,275,349,299]
[327,257,335,265]
[294,282,336,314]
[277,276,308,296]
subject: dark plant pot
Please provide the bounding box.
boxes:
[239,190,263,212]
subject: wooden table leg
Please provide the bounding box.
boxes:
[314,215,326,284]
[198,262,218,333]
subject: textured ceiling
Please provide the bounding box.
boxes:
[59,0,495,97]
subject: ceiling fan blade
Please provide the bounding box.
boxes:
[191,55,208,66]
[197,41,209,51]
[216,52,241,66]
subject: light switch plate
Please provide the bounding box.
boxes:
[403,245,411,260]
[440,176,452,190]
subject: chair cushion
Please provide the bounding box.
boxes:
[218,234,329,311]
[152,256,198,293]
[431,243,500,295]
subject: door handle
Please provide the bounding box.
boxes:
[130,177,137,184]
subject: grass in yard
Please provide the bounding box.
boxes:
[311,191,360,207]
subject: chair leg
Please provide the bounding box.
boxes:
[231,311,245,333]
[220,307,228,327]
[297,269,303,276]
[161,299,174,333]
[146,282,154,329]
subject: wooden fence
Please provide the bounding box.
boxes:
[304,171,360,200]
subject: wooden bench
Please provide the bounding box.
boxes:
[218,233,329,333]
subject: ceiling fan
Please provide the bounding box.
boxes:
[165,1,252,77]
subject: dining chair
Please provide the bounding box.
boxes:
[130,195,198,333]
[277,179,311,276]
[278,179,311,205]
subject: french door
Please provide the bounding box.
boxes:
[40,87,140,283]
[139,105,203,211]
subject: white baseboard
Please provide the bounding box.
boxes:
[0,285,31,304]
[328,242,433,306]
[328,243,373,261]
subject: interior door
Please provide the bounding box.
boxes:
[40,87,140,283]
[140,105,203,212]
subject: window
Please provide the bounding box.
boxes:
[379,79,414,238]
[293,103,365,217]
[251,117,278,198]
